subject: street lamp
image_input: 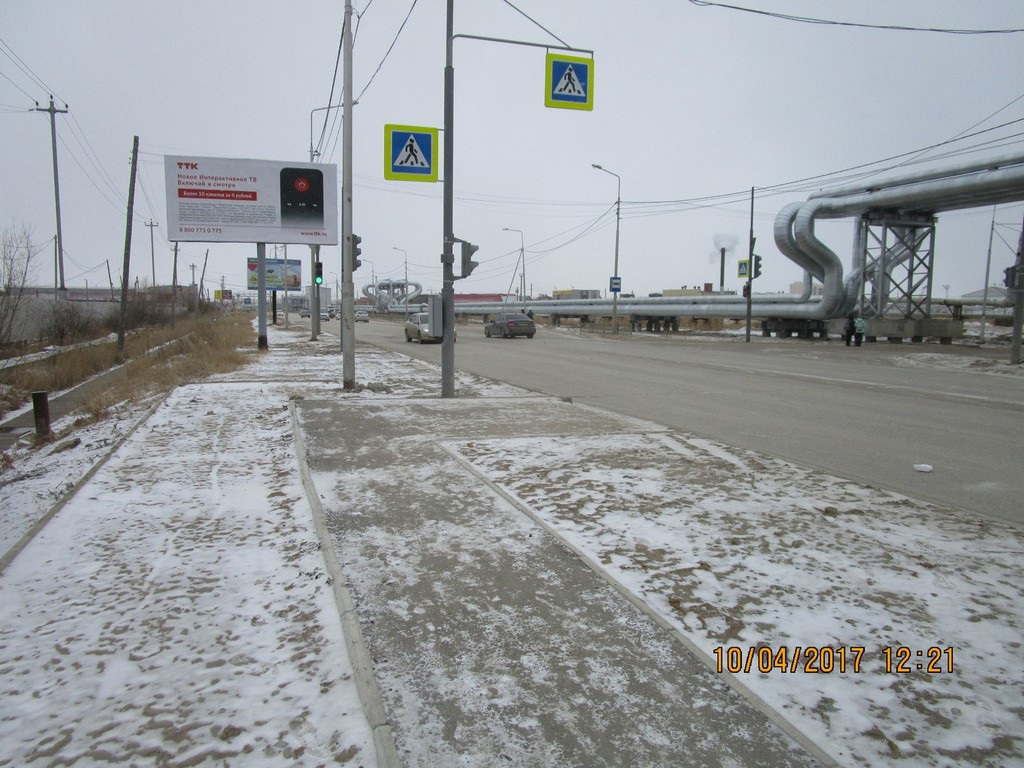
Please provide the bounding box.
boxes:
[592,163,621,334]
[393,246,408,314]
[503,227,525,306]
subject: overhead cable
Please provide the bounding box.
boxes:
[687,1,1024,34]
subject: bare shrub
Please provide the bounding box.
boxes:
[1,222,38,345]
[40,301,99,346]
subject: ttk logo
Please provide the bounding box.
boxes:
[177,162,198,170]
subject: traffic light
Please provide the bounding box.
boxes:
[1005,265,1019,289]
[742,283,750,298]
[314,261,323,285]
[351,233,362,271]
[753,254,762,279]
[460,240,479,278]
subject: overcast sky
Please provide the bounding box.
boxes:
[4,0,1024,301]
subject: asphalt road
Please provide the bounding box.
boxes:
[346,316,1023,527]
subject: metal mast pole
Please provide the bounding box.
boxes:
[592,164,621,333]
[441,0,457,397]
[1011,208,1024,365]
[745,186,754,343]
[342,0,356,387]
[980,205,996,344]
[310,122,320,341]
[34,96,69,295]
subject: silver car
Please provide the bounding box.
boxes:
[404,312,455,343]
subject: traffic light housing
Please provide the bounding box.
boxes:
[351,233,362,271]
[753,254,762,279]
[314,261,323,285]
[742,283,750,298]
[1005,265,1019,289]
[460,240,479,278]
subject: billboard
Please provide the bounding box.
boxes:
[164,155,338,245]
[246,258,302,291]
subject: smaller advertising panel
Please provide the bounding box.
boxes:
[165,155,338,245]
[246,258,303,291]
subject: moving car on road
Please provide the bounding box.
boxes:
[300,308,311,318]
[484,312,536,339]
[355,309,370,323]
[404,312,455,343]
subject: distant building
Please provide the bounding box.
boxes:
[789,280,823,296]
[552,289,600,300]
[961,285,1011,302]
[662,286,705,297]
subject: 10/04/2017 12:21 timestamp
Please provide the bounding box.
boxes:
[713,645,955,674]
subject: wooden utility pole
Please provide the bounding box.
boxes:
[197,249,208,331]
[145,220,158,288]
[34,96,69,295]
[116,135,140,363]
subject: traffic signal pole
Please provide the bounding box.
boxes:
[441,0,457,398]
[745,187,754,343]
[1011,208,1024,365]
[341,0,356,388]
[438,4,590,395]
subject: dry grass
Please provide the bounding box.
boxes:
[1,312,256,421]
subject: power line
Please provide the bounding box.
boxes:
[0,35,63,100]
[686,1,1024,34]
[355,0,419,105]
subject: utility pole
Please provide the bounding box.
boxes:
[106,260,115,301]
[145,220,158,288]
[34,96,69,295]
[116,135,140,363]
[745,187,754,343]
[171,242,178,328]
[441,0,457,397]
[1011,209,1024,365]
[341,0,356,387]
[980,206,996,344]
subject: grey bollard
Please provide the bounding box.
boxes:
[32,391,51,437]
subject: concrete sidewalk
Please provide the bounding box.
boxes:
[294,395,830,767]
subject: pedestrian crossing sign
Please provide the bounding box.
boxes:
[384,124,439,182]
[545,53,594,111]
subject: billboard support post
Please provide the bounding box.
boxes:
[257,242,268,349]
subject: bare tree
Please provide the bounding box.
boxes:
[0,223,39,345]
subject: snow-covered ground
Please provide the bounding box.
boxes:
[1,322,1022,766]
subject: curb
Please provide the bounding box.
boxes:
[290,402,401,768]
[0,393,169,577]
[437,432,841,768]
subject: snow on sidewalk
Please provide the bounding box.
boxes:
[0,325,530,767]
[0,378,375,766]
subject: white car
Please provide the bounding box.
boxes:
[404,312,455,343]
[355,310,370,323]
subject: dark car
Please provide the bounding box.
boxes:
[485,312,536,339]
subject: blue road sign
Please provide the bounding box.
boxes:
[545,53,594,111]
[384,124,439,182]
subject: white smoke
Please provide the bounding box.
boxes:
[709,233,739,263]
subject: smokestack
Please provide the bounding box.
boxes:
[720,247,726,293]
